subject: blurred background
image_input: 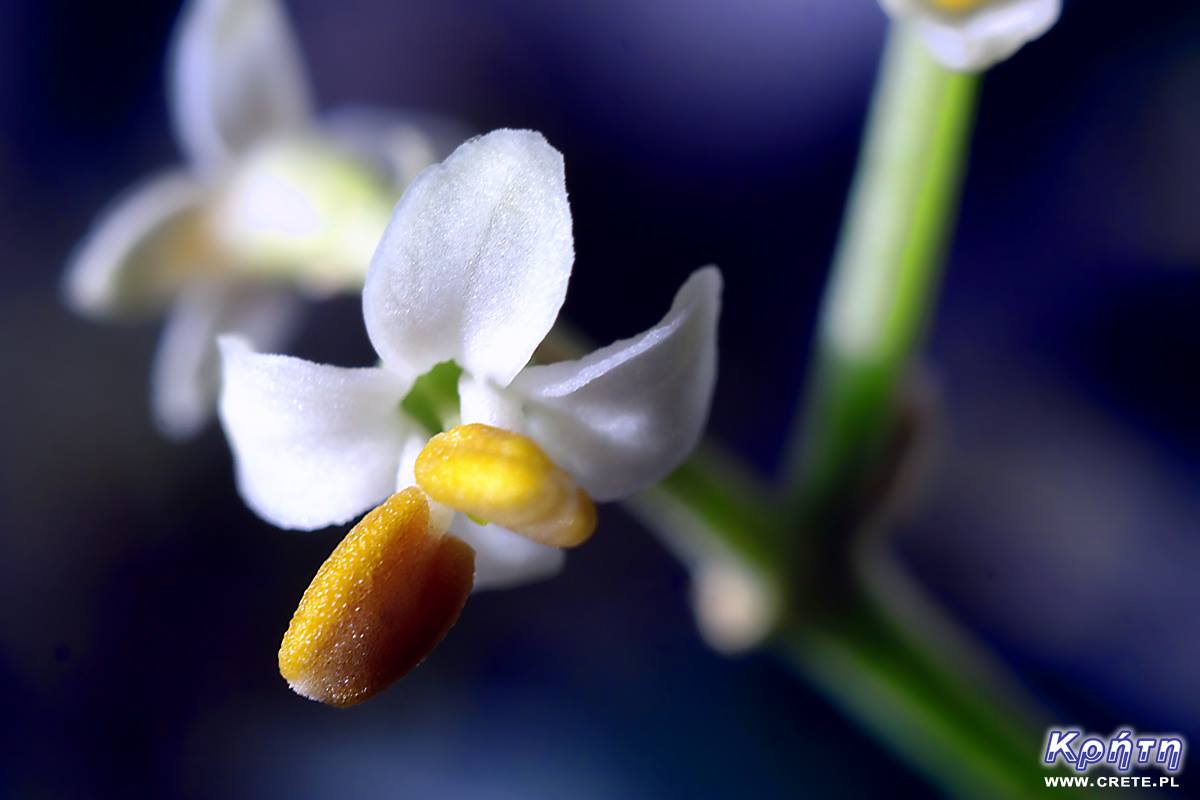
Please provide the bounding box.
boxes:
[2,0,1199,796]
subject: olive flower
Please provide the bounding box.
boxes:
[879,0,1061,72]
[217,130,721,705]
[63,0,463,438]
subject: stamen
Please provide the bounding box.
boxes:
[415,423,597,548]
[929,0,987,12]
[278,488,475,707]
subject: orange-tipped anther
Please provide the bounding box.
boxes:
[278,488,475,707]
[415,423,597,548]
[930,0,986,12]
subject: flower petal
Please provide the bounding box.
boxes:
[449,516,565,592]
[362,130,574,385]
[169,0,314,171]
[881,0,1060,72]
[218,337,413,530]
[63,171,206,318]
[510,266,721,501]
[152,282,302,440]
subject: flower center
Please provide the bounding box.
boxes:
[399,361,464,434]
[415,423,597,548]
[212,136,396,294]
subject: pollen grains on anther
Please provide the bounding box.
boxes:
[278,487,475,707]
[415,423,597,548]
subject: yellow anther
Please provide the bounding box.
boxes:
[415,423,597,548]
[929,0,987,12]
[278,488,475,707]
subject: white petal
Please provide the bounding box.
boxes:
[152,282,302,440]
[321,107,472,190]
[63,171,205,318]
[217,337,413,530]
[882,0,1060,72]
[170,0,313,171]
[363,130,574,385]
[449,515,565,592]
[510,267,721,501]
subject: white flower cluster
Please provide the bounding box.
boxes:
[220,130,722,589]
[64,0,464,439]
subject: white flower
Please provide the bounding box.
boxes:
[63,0,465,439]
[879,0,1061,72]
[218,129,722,591]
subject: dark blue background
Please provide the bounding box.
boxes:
[1,0,1198,796]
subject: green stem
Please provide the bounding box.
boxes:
[627,443,786,586]
[781,24,978,528]
[768,24,1044,796]
[559,27,1085,797]
[777,588,1051,800]
[632,23,1070,799]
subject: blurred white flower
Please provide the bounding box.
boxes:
[63,0,465,439]
[219,129,722,590]
[879,0,1060,71]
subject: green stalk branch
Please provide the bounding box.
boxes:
[628,23,1079,799]
[558,24,1091,798]
[765,27,1068,796]
[777,591,1048,800]
[782,23,977,530]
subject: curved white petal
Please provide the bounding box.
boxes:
[218,337,413,530]
[63,171,205,318]
[170,0,313,171]
[321,107,472,190]
[881,0,1060,72]
[511,267,721,501]
[152,282,303,440]
[363,130,574,385]
[449,515,565,592]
